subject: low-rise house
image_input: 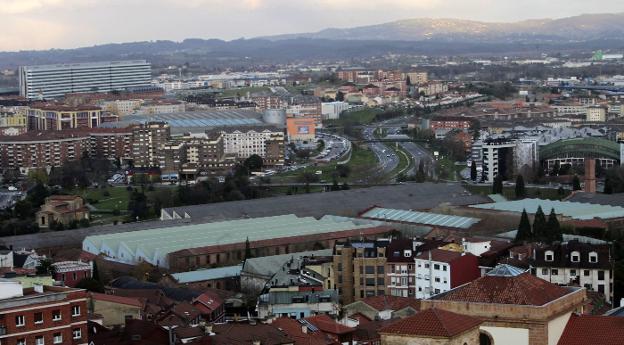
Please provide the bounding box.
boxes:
[304,314,355,345]
[531,240,614,303]
[90,292,145,327]
[36,195,89,228]
[192,291,225,323]
[52,260,92,287]
[379,308,482,345]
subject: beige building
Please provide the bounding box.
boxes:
[333,240,389,304]
[36,195,89,228]
[406,72,429,85]
[90,292,144,327]
[585,105,607,122]
[421,264,587,345]
[131,122,170,168]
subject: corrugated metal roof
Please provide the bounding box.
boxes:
[470,198,624,220]
[171,265,242,284]
[361,207,480,229]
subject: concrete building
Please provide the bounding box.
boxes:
[342,295,420,321]
[422,264,586,345]
[0,282,89,345]
[89,292,144,327]
[321,102,350,120]
[333,240,390,304]
[27,104,101,131]
[286,117,316,144]
[532,240,613,303]
[36,195,89,229]
[52,261,92,288]
[585,105,607,122]
[214,126,285,166]
[481,139,517,182]
[414,249,480,299]
[130,122,170,168]
[19,60,151,100]
[406,72,428,85]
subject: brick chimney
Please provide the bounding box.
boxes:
[584,158,596,193]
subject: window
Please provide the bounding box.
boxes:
[53,333,63,344]
[365,266,375,274]
[434,277,441,282]
[584,270,590,276]
[434,288,440,294]
[15,315,25,327]
[589,252,598,263]
[570,269,576,276]
[35,312,43,324]
[434,264,440,270]
[542,268,549,275]
[545,251,554,262]
[377,277,385,285]
[571,251,580,263]
[52,310,62,321]
[403,250,412,257]
[377,266,384,274]
[72,305,80,317]
[552,269,559,276]
[598,271,605,281]
[17,339,25,345]
[442,265,447,271]
[73,328,82,339]
[35,336,44,345]
[366,278,375,286]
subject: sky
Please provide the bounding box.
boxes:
[0,0,623,51]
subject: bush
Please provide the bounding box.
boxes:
[102,189,110,197]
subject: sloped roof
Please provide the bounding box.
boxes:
[361,207,479,229]
[486,264,526,277]
[379,308,481,338]
[357,295,421,312]
[305,315,355,335]
[470,198,624,220]
[270,318,331,345]
[171,265,242,284]
[414,249,473,263]
[433,272,573,306]
[557,314,624,345]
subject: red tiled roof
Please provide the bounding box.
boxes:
[557,314,624,345]
[90,292,144,308]
[193,290,223,313]
[414,249,470,263]
[271,318,330,345]
[379,308,481,338]
[305,315,355,335]
[358,296,421,312]
[435,272,571,306]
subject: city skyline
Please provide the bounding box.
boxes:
[1,0,624,51]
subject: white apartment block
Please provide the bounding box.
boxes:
[220,127,284,159]
[415,254,452,299]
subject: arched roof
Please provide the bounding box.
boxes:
[540,137,620,161]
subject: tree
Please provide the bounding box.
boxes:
[515,174,526,199]
[36,258,56,276]
[331,178,340,191]
[572,175,582,191]
[515,209,532,243]
[244,237,253,260]
[604,176,614,194]
[244,154,263,173]
[546,208,562,243]
[92,260,101,282]
[532,206,548,243]
[470,161,477,181]
[492,175,503,194]
[415,160,426,183]
[128,189,149,221]
[551,161,560,176]
[341,182,350,190]
[75,278,104,293]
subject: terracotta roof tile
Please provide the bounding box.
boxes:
[557,314,624,345]
[271,318,331,345]
[90,292,144,308]
[414,249,472,263]
[304,315,355,335]
[358,296,421,312]
[434,272,572,306]
[379,308,481,338]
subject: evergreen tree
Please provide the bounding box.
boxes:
[546,208,562,243]
[514,209,532,243]
[515,174,526,199]
[551,161,560,176]
[470,161,477,181]
[244,237,253,260]
[492,175,503,194]
[341,182,350,190]
[415,160,426,183]
[532,206,548,243]
[331,178,340,191]
[604,176,614,194]
[92,260,101,282]
[572,175,582,191]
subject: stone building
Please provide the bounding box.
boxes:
[36,195,89,228]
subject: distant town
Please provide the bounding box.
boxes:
[0,43,623,345]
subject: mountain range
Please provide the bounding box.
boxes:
[263,13,624,43]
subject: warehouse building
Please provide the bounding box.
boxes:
[82,215,393,272]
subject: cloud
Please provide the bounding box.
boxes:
[0,17,68,50]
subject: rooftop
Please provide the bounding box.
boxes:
[557,314,624,345]
[470,198,624,220]
[171,265,242,284]
[360,207,480,229]
[414,249,472,263]
[379,308,481,338]
[356,295,421,312]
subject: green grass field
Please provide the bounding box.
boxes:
[326,108,382,127]
[80,186,131,211]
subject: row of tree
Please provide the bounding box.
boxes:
[515,206,563,244]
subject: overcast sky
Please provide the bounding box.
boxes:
[1,0,623,51]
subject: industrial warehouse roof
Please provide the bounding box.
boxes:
[360,207,480,229]
[161,183,490,224]
[470,198,624,220]
[171,265,242,284]
[100,109,265,133]
[82,215,381,267]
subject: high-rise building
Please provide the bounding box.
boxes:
[131,122,170,168]
[19,60,152,100]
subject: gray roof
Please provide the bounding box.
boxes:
[242,250,332,279]
[496,230,608,245]
[566,192,624,207]
[486,264,526,277]
[162,183,490,224]
[360,207,480,229]
[171,265,242,284]
[470,198,624,220]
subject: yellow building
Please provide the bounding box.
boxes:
[27,103,102,131]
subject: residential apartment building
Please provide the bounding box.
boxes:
[0,281,88,345]
[332,240,390,304]
[180,133,228,176]
[532,240,614,303]
[385,239,417,298]
[321,102,350,120]
[414,249,480,299]
[481,138,516,183]
[585,105,607,122]
[0,106,28,135]
[216,127,285,167]
[27,104,102,131]
[406,72,428,85]
[88,128,133,163]
[19,60,151,100]
[429,116,473,131]
[131,122,170,168]
[252,95,286,110]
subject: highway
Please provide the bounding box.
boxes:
[362,127,399,179]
